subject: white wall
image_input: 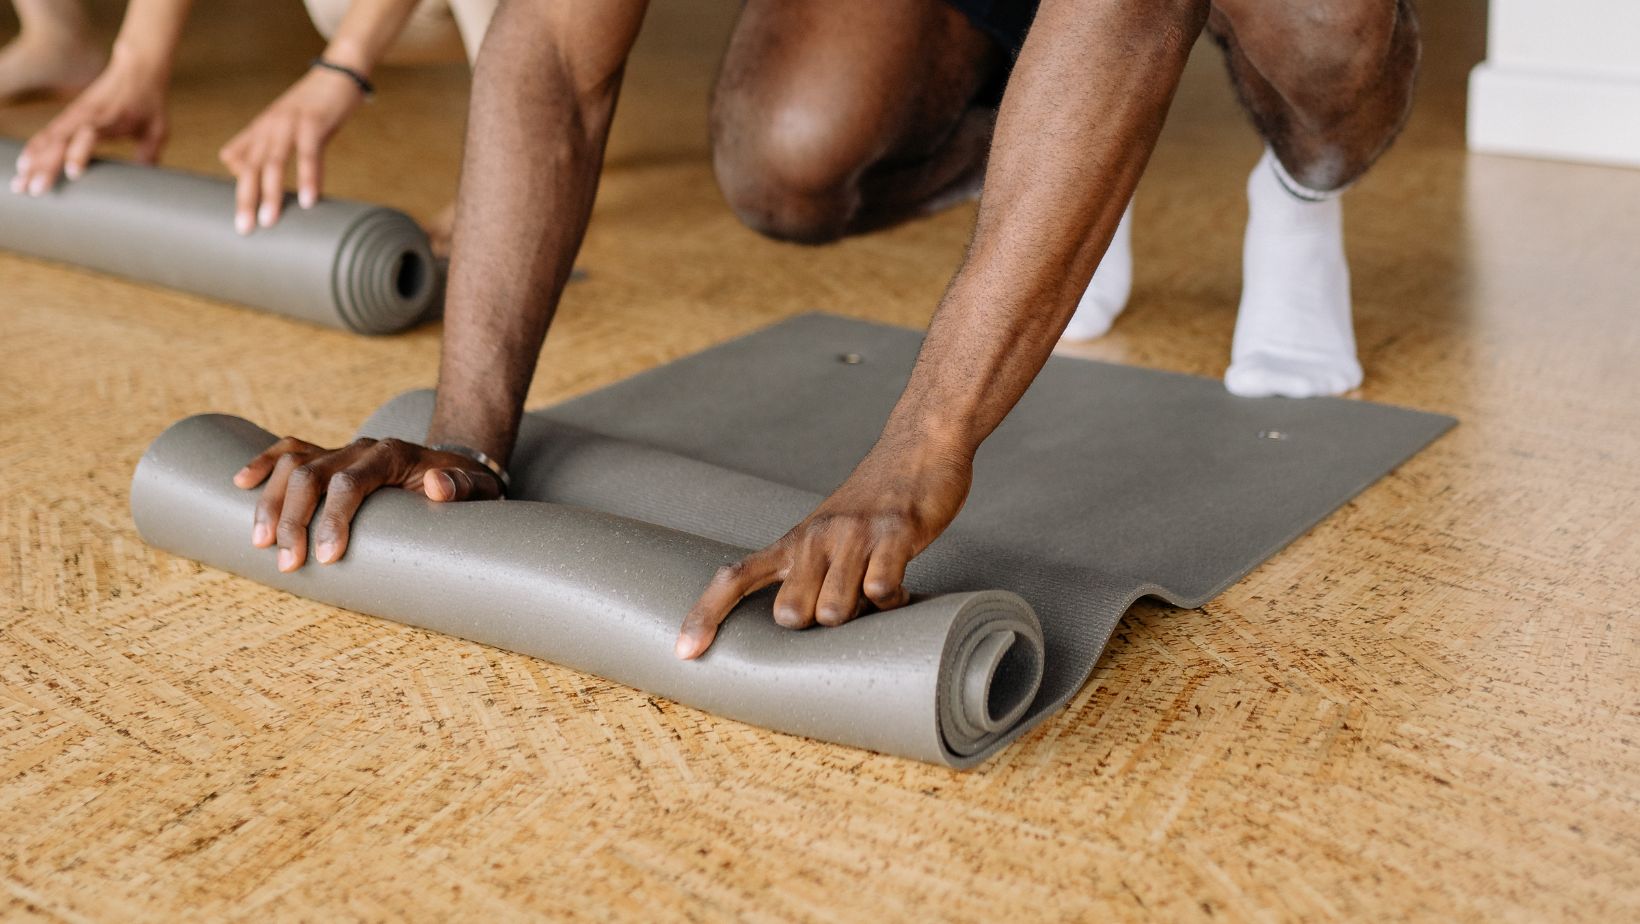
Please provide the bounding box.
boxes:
[1469,0,1640,168]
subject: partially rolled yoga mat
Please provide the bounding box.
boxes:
[131,314,1454,767]
[0,137,435,334]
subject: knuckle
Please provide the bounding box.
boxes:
[804,514,837,536]
[773,607,809,630]
[347,437,377,451]
[327,470,359,495]
[712,561,745,585]
[379,438,411,455]
[288,463,319,487]
[865,580,901,603]
[815,604,849,627]
[276,516,306,541]
[871,510,911,534]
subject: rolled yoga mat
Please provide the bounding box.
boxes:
[130,314,1455,767]
[0,137,436,334]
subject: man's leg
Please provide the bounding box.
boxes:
[710,0,1006,245]
[1213,0,1421,397]
[0,0,103,104]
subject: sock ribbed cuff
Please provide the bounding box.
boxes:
[1266,150,1346,203]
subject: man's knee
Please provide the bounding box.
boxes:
[712,93,869,245]
[1231,0,1419,128]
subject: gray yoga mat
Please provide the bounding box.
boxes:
[0,137,436,334]
[130,314,1454,767]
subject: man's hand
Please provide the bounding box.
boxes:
[218,66,366,233]
[10,57,169,195]
[674,435,973,659]
[234,437,503,572]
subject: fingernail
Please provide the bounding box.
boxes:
[277,548,295,571]
[235,212,252,235]
[674,635,696,660]
[431,471,455,500]
[65,163,81,180]
[252,521,272,546]
[28,175,47,196]
[299,189,315,209]
[316,541,339,564]
[258,203,275,227]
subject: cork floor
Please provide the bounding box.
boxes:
[2,1,1636,921]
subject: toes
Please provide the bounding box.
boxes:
[1225,353,1361,398]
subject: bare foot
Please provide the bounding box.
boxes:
[0,33,105,105]
[425,202,455,259]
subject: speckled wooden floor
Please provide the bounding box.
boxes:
[1,1,1636,921]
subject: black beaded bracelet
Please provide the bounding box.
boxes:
[309,57,375,99]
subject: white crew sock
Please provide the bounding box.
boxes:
[1061,201,1134,341]
[1224,148,1363,398]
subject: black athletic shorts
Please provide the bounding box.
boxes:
[946,0,1039,56]
[944,0,1040,104]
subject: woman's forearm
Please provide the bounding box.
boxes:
[317,0,422,75]
[108,0,194,82]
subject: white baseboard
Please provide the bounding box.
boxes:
[1468,63,1640,169]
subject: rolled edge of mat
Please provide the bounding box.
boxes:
[130,412,1051,767]
[331,207,437,334]
[936,592,1045,762]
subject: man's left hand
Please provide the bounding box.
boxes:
[674,434,973,659]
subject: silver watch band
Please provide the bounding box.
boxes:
[428,443,511,497]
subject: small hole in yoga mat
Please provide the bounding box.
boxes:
[394,252,428,301]
[1259,430,1289,441]
[985,635,1039,728]
[838,353,863,365]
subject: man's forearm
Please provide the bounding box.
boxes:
[883,0,1210,457]
[428,0,649,464]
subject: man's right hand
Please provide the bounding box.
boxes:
[234,437,504,572]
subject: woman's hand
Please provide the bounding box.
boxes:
[218,66,366,234]
[11,55,170,196]
[674,432,975,659]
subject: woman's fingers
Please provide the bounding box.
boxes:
[135,114,167,165]
[233,160,258,234]
[18,130,68,196]
[257,136,289,228]
[63,126,97,180]
[225,121,300,230]
[295,122,322,209]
